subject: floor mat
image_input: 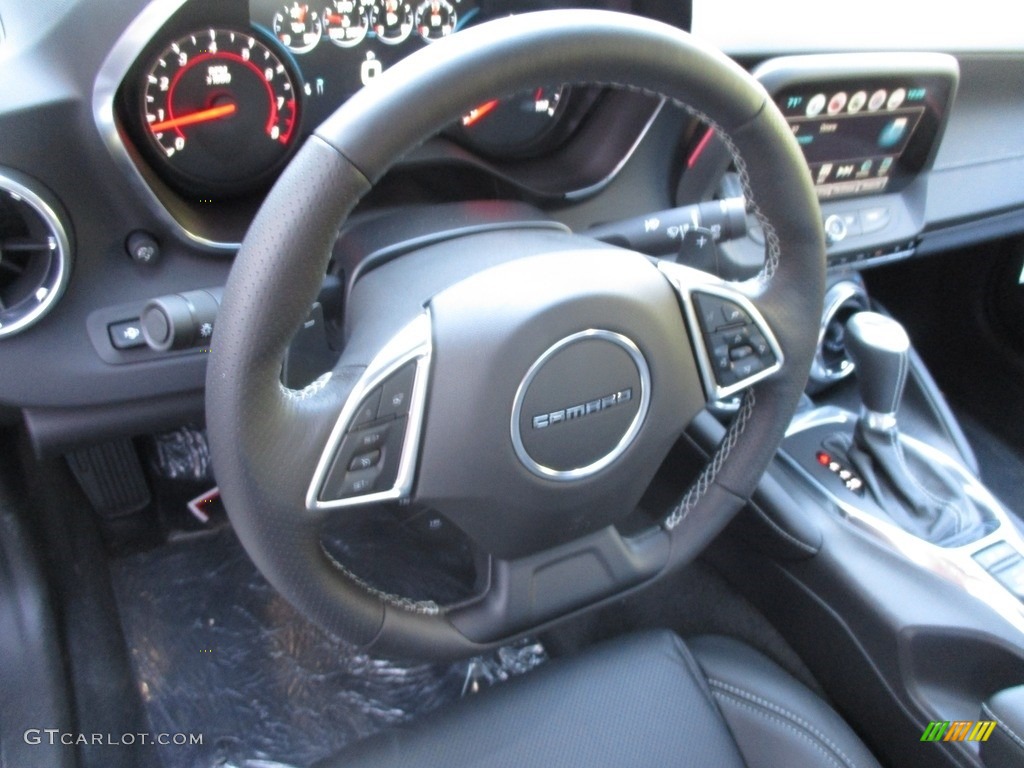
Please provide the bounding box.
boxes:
[110,526,545,768]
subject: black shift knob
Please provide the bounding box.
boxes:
[845,312,910,427]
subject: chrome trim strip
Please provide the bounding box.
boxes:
[0,169,73,338]
[509,329,652,482]
[658,261,785,402]
[784,406,1024,636]
[306,312,433,511]
[91,0,241,252]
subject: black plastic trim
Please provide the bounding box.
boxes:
[24,389,204,457]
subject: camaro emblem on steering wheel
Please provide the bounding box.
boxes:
[510,329,651,481]
[531,387,634,430]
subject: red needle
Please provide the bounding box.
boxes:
[462,99,500,127]
[150,103,237,133]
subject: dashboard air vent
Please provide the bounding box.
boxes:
[0,170,71,338]
[808,280,869,392]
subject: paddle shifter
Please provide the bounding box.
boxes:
[839,312,984,544]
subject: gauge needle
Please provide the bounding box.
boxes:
[149,103,237,133]
[462,99,499,127]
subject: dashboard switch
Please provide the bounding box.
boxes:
[860,206,891,234]
[140,287,223,351]
[352,387,383,427]
[824,214,848,244]
[350,424,390,453]
[840,211,862,237]
[125,231,161,265]
[992,558,1024,601]
[108,319,147,350]
[379,362,417,419]
[729,344,755,362]
[693,293,753,333]
[349,450,382,472]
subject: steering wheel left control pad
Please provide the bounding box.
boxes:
[308,314,432,510]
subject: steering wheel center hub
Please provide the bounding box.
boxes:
[511,330,650,480]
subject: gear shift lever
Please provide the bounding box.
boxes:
[844,312,910,433]
[836,311,983,544]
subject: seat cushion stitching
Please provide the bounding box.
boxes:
[712,690,846,768]
[709,678,859,768]
[674,635,730,707]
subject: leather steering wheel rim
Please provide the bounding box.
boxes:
[206,10,825,658]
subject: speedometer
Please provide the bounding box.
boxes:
[141,29,300,193]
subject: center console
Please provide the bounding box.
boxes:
[699,291,1024,767]
[784,308,1024,635]
[700,277,1024,767]
[682,55,1024,760]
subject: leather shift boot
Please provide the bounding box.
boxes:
[825,424,987,545]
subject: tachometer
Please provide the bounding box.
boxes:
[141,29,300,192]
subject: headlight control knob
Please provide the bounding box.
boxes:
[141,287,223,351]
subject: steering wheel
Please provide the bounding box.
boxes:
[206,10,825,659]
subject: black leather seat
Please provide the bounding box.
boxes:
[317,630,882,768]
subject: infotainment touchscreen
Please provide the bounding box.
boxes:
[779,85,923,196]
[762,66,956,200]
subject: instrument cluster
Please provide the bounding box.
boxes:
[118,0,613,198]
[270,0,461,50]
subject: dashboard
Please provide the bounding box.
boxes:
[0,0,1023,455]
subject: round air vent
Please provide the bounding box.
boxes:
[0,170,72,338]
[808,280,869,392]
